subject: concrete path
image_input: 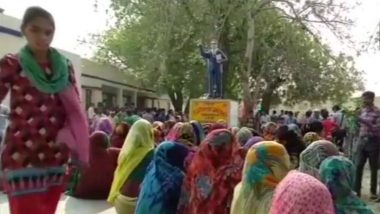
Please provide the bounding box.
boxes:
[0,194,116,214]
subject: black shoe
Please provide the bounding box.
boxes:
[374,197,380,203]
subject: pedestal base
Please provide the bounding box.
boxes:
[189,99,239,127]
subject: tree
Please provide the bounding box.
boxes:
[236,0,362,116]
[93,1,207,111]
[92,0,363,116]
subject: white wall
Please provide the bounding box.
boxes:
[0,14,83,106]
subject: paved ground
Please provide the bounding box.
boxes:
[360,168,380,213]
[0,168,379,213]
[0,194,116,214]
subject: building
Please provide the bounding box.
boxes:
[80,59,171,109]
[0,11,171,110]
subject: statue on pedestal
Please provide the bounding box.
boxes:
[198,39,228,99]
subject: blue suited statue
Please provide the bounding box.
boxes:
[199,39,228,99]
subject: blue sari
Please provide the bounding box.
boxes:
[136,141,189,214]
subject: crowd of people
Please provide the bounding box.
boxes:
[0,6,379,214]
[59,92,376,214]
[86,103,188,131]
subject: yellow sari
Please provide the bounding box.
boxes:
[231,141,290,214]
[108,119,154,210]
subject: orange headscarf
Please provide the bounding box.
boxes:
[177,129,243,214]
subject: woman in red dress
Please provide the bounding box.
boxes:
[0,7,89,214]
[321,109,338,141]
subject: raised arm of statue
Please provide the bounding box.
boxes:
[199,45,211,59]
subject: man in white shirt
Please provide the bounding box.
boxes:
[87,103,95,120]
[332,105,344,128]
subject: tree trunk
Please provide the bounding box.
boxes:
[167,86,183,112]
[261,77,284,113]
[219,17,231,98]
[241,11,256,120]
[261,87,274,114]
[184,99,190,114]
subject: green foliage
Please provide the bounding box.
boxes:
[93,0,363,112]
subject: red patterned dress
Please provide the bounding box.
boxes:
[0,54,72,213]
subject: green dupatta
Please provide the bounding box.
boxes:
[19,46,70,94]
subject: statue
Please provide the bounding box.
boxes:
[198,39,228,99]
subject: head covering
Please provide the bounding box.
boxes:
[136,141,190,214]
[70,131,117,199]
[166,122,196,148]
[231,141,290,214]
[303,132,322,146]
[270,170,335,214]
[108,119,155,204]
[236,127,253,146]
[153,121,164,129]
[262,122,277,141]
[110,123,130,148]
[177,129,243,214]
[164,120,176,133]
[153,128,165,145]
[19,46,69,93]
[208,123,227,132]
[125,115,141,126]
[243,136,264,150]
[320,156,375,214]
[95,116,114,135]
[90,131,109,155]
[299,140,339,179]
[190,121,205,146]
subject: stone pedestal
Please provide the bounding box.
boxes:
[189,99,239,127]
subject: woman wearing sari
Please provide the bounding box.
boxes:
[166,122,196,149]
[108,119,155,214]
[262,122,277,141]
[94,116,114,135]
[319,156,374,214]
[236,127,253,147]
[69,131,119,199]
[303,132,322,146]
[110,122,129,148]
[153,121,165,145]
[190,121,205,146]
[299,140,340,179]
[0,7,89,213]
[276,125,306,169]
[177,129,243,214]
[166,122,197,170]
[135,141,189,214]
[270,171,335,214]
[231,141,290,214]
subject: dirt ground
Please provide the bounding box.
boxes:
[360,166,380,212]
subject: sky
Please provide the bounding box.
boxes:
[1,0,380,92]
